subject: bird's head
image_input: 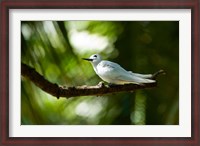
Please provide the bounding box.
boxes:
[82,54,102,65]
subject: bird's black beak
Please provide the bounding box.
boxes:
[82,58,93,61]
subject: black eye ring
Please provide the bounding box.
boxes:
[94,55,97,57]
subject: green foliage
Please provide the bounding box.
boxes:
[21,21,179,125]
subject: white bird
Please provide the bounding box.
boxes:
[83,54,156,85]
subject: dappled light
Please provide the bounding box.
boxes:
[21,21,179,125]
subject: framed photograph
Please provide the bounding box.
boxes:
[1,0,199,145]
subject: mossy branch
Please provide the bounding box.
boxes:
[21,63,164,99]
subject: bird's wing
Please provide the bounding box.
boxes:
[116,72,155,83]
[100,60,122,69]
[98,60,128,74]
[99,61,155,84]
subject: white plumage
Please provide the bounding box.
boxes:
[83,54,155,85]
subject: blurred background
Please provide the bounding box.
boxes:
[21,21,179,125]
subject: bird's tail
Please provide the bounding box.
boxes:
[135,77,155,83]
[128,71,155,83]
[128,71,153,79]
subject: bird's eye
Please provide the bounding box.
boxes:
[94,55,97,57]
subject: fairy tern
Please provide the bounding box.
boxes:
[82,54,156,85]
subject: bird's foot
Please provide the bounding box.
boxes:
[98,81,105,88]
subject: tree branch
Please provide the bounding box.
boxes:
[21,63,163,99]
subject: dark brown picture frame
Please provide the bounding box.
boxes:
[1,0,199,145]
